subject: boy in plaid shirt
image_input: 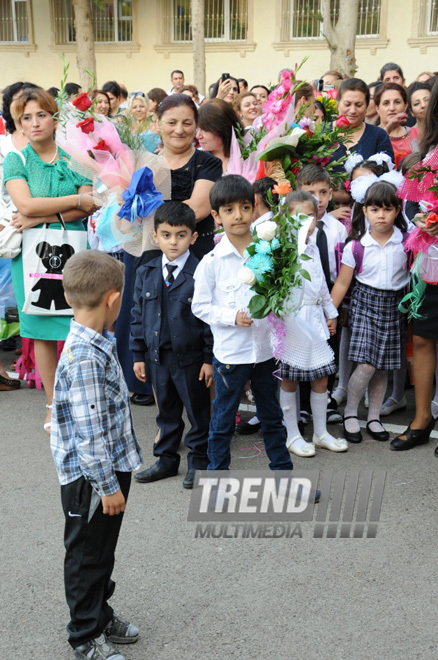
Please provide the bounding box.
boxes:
[50,250,142,660]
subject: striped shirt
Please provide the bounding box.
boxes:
[50,320,142,496]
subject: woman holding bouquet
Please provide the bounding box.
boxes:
[3,88,98,431]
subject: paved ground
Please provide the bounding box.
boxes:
[1,346,437,660]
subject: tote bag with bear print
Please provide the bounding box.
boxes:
[21,217,87,316]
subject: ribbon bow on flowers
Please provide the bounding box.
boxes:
[117,166,164,224]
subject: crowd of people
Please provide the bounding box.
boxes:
[1,60,438,660]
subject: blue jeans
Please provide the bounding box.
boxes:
[208,357,293,471]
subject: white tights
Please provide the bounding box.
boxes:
[344,363,388,434]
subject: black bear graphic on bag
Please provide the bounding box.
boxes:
[31,241,75,311]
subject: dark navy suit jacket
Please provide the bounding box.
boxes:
[130,253,213,367]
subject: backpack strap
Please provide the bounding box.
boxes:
[352,239,365,274]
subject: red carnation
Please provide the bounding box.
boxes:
[93,139,110,152]
[72,93,92,112]
[336,115,351,129]
[76,117,95,134]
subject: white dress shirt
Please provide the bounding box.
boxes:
[308,211,347,284]
[341,226,409,291]
[161,250,190,282]
[192,234,273,364]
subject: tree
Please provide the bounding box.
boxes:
[320,0,360,76]
[191,0,206,96]
[72,0,97,89]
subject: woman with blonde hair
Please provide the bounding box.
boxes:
[127,92,149,133]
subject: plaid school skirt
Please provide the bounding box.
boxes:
[278,359,336,382]
[348,281,405,370]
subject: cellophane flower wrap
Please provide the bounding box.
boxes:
[238,183,311,320]
[397,146,438,317]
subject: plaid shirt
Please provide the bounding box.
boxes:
[50,320,143,496]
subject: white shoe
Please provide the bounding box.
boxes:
[286,435,316,457]
[313,432,348,452]
[380,395,407,416]
[331,386,347,406]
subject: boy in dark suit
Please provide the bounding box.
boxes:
[130,201,213,489]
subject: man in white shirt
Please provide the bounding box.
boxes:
[167,70,185,95]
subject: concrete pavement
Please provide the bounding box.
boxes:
[1,347,437,660]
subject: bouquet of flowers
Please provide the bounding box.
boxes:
[315,94,338,122]
[238,182,311,319]
[257,115,354,188]
[398,146,438,316]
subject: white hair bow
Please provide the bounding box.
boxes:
[344,151,395,175]
[350,170,405,204]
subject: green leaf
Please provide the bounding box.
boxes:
[248,295,270,319]
[301,269,311,281]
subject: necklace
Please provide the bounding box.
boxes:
[47,146,58,164]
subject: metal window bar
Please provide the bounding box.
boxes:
[429,0,438,33]
[172,0,247,42]
[53,0,132,44]
[290,0,380,39]
[0,0,28,42]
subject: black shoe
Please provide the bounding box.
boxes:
[134,463,178,483]
[314,489,321,503]
[366,420,390,442]
[183,468,196,489]
[130,393,155,406]
[235,421,261,435]
[434,445,438,457]
[390,417,435,451]
[343,416,362,443]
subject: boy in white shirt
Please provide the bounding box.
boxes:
[192,175,293,471]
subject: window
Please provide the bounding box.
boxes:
[0,0,29,42]
[172,0,248,42]
[429,0,438,33]
[52,0,133,44]
[290,0,381,39]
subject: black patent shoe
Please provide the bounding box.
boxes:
[390,417,435,451]
[134,462,178,483]
[366,420,390,442]
[343,416,363,443]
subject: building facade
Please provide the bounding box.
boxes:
[0,0,436,94]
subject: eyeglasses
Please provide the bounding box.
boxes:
[129,91,145,98]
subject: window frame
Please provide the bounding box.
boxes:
[0,0,36,54]
[273,0,389,56]
[49,0,140,56]
[408,0,438,52]
[154,0,256,56]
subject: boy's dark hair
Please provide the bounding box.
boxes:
[286,190,318,217]
[347,181,407,243]
[252,177,279,208]
[295,164,331,188]
[65,82,81,97]
[209,175,254,213]
[154,201,196,233]
[63,250,125,309]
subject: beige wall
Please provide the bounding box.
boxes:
[0,0,436,95]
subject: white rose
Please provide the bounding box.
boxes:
[238,266,257,286]
[268,127,306,150]
[256,221,277,242]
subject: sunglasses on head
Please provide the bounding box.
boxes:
[129,91,145,98]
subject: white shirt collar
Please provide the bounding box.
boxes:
[162,250,190,270]
[251,210,273,232]
[215,233,247,258]
[361,226,403,246]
